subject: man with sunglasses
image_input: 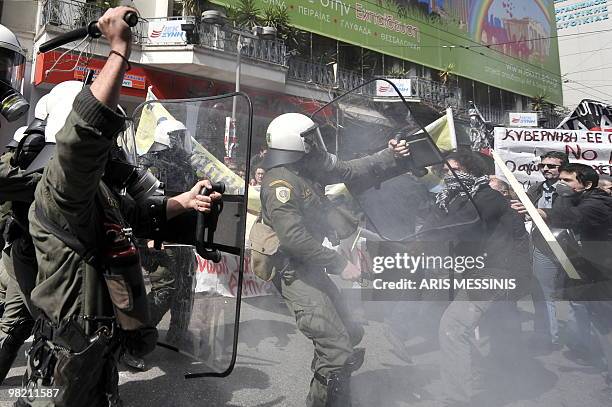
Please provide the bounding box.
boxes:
[511,151,569,350]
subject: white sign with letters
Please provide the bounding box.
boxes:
[509,112,538,127]
[147,20,187,44]
[494,127,612,189]
[376,79,412,97]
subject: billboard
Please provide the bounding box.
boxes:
[214,0,562,104]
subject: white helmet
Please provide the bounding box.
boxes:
[34,94,50,121]
[44,80,83,143]
[150,118,191,153]
[261,113,326,169]
[22,81,83,173]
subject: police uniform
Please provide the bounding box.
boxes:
[22,88,162,406]
[0,150,42,383]
[260,148,406,407]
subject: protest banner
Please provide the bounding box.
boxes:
[194,250,277,298]
[558,99,612,132]
[494,126,612,189]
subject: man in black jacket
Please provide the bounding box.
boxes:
[537,163,612,399]
[433,150,532,405]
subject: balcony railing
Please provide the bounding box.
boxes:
[287,61,462,109]
[196,24,287,67]
[40,0,104,32]
[40,0,287,67]
[287,58,364,91]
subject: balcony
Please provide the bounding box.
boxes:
[38,0,288,90]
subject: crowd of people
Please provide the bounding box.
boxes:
[254,104,612,406]
[0,5,611,407]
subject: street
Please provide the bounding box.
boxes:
[1,281,610,407]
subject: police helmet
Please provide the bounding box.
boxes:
[261,113,326,170]
[24,81,83,173]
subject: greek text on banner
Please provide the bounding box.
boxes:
[494,127,612,188]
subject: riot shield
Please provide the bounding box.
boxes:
[310,78,481,244]
[132,92,252,378]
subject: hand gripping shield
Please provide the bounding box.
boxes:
[132,92,253,378]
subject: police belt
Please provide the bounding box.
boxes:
[34,315,116,353]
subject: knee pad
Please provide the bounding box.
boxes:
[345,348,365,373]
[348,323,364,347]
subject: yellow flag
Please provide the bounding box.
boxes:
[415,107,457,152]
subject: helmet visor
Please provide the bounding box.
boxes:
[116,109,137,167]
[300,124,327,153]
[0,47,25,91]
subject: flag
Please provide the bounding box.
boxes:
[414,107,457,151]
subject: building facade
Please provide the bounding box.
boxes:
[0,0,565,149]
[554,0,611,109]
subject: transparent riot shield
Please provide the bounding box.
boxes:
[131,92,252,378]
[310,78,481,244]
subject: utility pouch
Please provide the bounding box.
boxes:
[52,327,113,406]
[102,223,150,331]
[24,321,113,407]
[325,203,359,242]
[249,219,287,281]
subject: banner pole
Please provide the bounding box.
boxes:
[491,150,581,280]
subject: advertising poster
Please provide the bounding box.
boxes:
[215,0,563,103]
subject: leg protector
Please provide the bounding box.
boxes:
[0,319,35,384]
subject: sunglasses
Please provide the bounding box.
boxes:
[538,163,561,169]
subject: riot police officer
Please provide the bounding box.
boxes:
[0,23,40,383]
[18,8,221,406]
[258,113,410,407]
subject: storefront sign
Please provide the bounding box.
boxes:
[509,112,538,127]
[215,0,563,104]
[376,79,411,97]
[147,20,188,44]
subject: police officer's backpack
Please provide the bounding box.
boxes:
[249,217,287,281]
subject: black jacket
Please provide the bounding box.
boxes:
[541,188,612,281]
[527,180,560,254]
[424,185,531,289]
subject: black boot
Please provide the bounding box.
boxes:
[0,335,25,384]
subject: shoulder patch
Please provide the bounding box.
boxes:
[275,187,291,203]
[269,179,293,189]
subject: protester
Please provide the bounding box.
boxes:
[250,166,265,187]
[489,176,510,198]
[536,163,612,400]
[432,150,532,405]
[511,151,569,349]
[599,174,612,196]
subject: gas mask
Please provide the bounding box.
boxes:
[104,142,163,202]
[0,79,28,122]
[555,181,582,198]
[0,28,29,122]
[104,120,163,202]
